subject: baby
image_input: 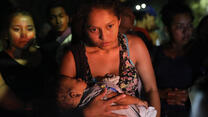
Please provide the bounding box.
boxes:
[56,75,157,117]
[56,77,87,110]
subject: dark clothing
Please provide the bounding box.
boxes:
[152,46,198,117]
[154,47,194,89]
[0,51,44,116]
[0,51,43,101]
[40,28,72,78]
[40,30,60,73]
[38,29,72,117]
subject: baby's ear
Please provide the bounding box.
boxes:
[69,92,82,98]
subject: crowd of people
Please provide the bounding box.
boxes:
[0,0,208,117]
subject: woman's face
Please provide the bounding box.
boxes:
[9,14,36,49]
[169,13,193,46]
[86,8,120,50]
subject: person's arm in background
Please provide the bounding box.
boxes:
[159,88,188,106]
[60,51,128,117]
[128,34,161,117]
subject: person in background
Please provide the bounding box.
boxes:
[119,4,153,51]
[119,5,135,34]
[59,0,160,117]
[151,2,198,117]
[39,0,72,75]
[0,8,43,117]
[39,1,73,94]
[133,6,159,46]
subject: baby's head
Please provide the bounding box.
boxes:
[56,77,87,110]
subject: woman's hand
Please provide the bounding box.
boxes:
[83,88,128,117]
[114,94,148,108]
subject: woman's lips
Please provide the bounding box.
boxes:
[102,42,111,46]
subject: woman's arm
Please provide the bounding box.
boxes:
[127,35,161,117]
[0,73,24,110]
[59,51,128,117]
[106,92,148,108]
[83,88,128,117]
[115,94,148,108]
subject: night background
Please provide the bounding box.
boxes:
[1,0,208,30]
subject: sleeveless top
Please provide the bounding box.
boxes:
[0,51,43,101]
[71,33,142,96]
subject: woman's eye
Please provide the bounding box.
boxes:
[13,28,20,32]
[107,24,114,29]
[89,28,97,33]
[27,27,34,31]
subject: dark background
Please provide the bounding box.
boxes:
[0,0,207,33]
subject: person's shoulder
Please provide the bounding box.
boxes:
[125,34,146,48]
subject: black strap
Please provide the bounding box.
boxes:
[70,43,86,79]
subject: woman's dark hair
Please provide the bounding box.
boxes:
[0,8,35,49]
[71,0,121,44]
[160,2,194,28]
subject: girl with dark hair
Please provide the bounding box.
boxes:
[58,0,160,117]
[0,8,43,116]
[151,2,197,117]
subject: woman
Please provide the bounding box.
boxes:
[151,2,198,117]
[58,0,160,117]
[0,9,43,116]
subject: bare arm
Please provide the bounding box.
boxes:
[106,92,148,108]
[59,51,128,117]
[83,89,128,117]
[127,35,161,117]
[115,94,148,108]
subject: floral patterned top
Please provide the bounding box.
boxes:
[71,34,142,96]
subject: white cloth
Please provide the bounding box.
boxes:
[112,104,157,117]
[79,75,157,117]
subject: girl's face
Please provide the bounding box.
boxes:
[169,13,193,46]
[86,8,120,50]
[9,14,36,49]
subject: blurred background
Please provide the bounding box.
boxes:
[1,0,208,33]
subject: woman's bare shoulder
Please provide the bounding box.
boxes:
[126,34,147,50]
